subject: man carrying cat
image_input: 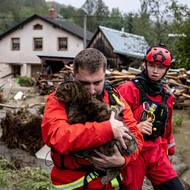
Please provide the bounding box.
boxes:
[41,48,143,190]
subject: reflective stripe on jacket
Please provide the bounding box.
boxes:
[51,172,97,190]
[51,172,122,190]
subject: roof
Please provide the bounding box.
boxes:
[97,26,149,59]
[38,55,74,60]
[0,14,93,41]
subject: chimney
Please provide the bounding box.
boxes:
[48,8,57,18]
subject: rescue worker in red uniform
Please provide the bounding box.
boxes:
[118,44,184,190]
[42,48,143,190]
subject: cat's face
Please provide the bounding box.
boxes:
[56,81,82,103]
[56,80,92,104]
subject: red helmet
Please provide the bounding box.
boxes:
[145,46,173,67]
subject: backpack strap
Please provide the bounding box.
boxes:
[104,81,117,105]
[132,78,149,104]
[104,80,124,106]
[132,78,170,106]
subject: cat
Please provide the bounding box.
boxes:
[55,80,137,184]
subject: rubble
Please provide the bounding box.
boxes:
[181,169,190,189]
[36,66,190,108]
[36,65,73,95]
[0,84,4,103]
[13,91,25,100]
[0,107,43,155]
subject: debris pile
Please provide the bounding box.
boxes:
[0,84,4,103]
[36,67,190,108]
[0,108,43,155]
[36,65,74,95]
[166,68,190,108]
[107,68,190,108]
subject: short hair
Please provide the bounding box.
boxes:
[73,48,107,74]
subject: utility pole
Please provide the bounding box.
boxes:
[83,15,87,48]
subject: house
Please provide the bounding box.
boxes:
[0,9,93,78]
[88,26,149,70]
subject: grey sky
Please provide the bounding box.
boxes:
[46,0,190,14]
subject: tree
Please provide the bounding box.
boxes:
[81,0,97,16]
[95,0,109,18]
[174,17,190,69]
[0,0,48,34]
[133,1,153,43]
[138,0,171,44]
[123,12,135,33]
[60,5,78,20]
[101,8,124,30]
[167,0,190,68]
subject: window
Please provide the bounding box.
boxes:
[11,38,20,50]
[58,37,68,51]
[33,38,43,51]
[33,24,43,30]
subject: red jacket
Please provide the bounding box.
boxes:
[41,89,143,189]
[118,81,175,155]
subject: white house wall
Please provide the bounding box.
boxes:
[0,18,84,76]
[0,63,12,78]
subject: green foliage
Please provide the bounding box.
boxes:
[173,17,190,69]
[0,158,51,190]
[166,1,190,69]
[95,0,109,18]
[14,167,50,190]
[0,0,48,34]
[172,115,183,128]
[0,158,16,188]
[98,8,124,31]
[60,5,77,19]
[16,76,35,87]
[0,84,4,92]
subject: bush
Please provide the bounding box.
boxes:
[172,115,183,128]
[16,76,35,87]
[0,157,51,190]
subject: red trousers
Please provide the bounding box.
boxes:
[123,143,177,190]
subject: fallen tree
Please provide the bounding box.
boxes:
[1,107,43,155]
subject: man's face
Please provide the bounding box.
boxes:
[74,67,105,96]
[145,62,168,81]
